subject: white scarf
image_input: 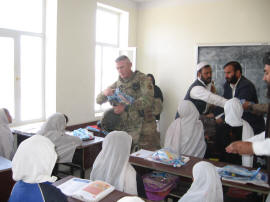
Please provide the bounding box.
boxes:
[224,98,254,167]
[90,131,137,195]
[37,113,82,163]
[0,108,14,160]
[12,135,57,183]
[164,100,206,157]
[179,161,223,202]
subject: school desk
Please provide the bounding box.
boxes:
[129,154,270,195]
[0,156,15,202]
[12,122,103,178]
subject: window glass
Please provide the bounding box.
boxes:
[0,37,15,116]
[20,35,43,120]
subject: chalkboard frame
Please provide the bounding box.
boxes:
[196,43,270,103]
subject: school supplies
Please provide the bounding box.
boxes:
[57,177,115,202]
[72,128,94,141]
[107,88,135,106]
[217,165,269,188]
[150,148,189,167]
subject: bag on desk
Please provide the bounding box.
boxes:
[142,171,178,201]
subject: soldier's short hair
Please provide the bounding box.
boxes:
[115,55,131,63]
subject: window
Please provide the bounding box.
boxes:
[95,3,135,113]
[0,0,46,124]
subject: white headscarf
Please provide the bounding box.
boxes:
[179,161,223,202]
[37,113,82,163]
[117,196,144,202]
[164,100,206,158]
[12,135,57,183]
[224,98,254,167]
[0,108,14,160]
[90,131,137,195]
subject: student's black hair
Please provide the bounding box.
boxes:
[63,114,69,124]
[223,61,242,74]
[146,74,155,86]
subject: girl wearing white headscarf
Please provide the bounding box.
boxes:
[224,98,254,167]
[37,113,82,163]
[179,161,223,202]
[9,135,67,202]
[0,108,14,160]
[90,131,140,195]
[164,100,206,158]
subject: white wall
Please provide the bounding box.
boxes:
[136,0,270,144]
[56,0,137,125]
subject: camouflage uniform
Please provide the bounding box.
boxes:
[140,98,162,151]
[248,103,268,116]
[96,71,154,149]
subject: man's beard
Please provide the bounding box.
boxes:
[201,76,211,85]
[226,74,238,84]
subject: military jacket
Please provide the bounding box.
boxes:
[96,71,154,132]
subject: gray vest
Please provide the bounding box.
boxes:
[184,79,207,114]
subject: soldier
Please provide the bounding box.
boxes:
[96,55,154,151]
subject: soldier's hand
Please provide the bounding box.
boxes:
[226,141,254,155]
[103,88,115,96]
[113,103,125,114]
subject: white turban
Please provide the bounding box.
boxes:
[197,61,210,72]
[224,98,243,127]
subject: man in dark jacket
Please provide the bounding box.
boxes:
[216,61,265,134]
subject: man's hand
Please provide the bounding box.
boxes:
[103,88,115,96]
[206,113,214,118]
[226,141,254,155]
[242,101,251,111]
[215,117,223,124]
[113,103,125,114]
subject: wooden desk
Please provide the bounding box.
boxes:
[129,155,270,195]
[13,128,103,179]
[0,156,15,202]
[53,176,132,202]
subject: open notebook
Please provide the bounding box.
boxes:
[57,177,115,202]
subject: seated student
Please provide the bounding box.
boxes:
[37,112,82,163]
[0,108,14,160]
[9,135,67,202]
[222,98,254,167]
[90,131,145,197]
[164,100,206,158]
[178,161,223,202]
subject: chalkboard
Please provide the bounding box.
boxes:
[198,44,270,103]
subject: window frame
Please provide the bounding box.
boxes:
[0,0,46,125]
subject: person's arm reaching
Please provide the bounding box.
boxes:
[190,86,227,107]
